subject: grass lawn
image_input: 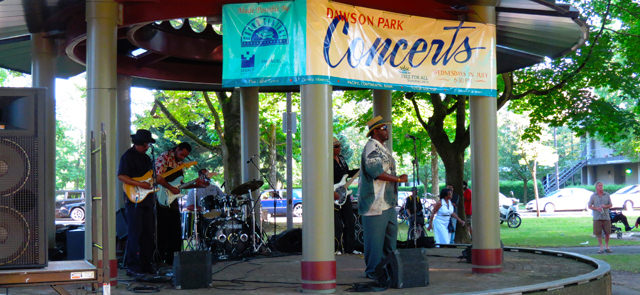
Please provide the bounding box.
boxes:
[396,215,640,273]
[498,216,640,248]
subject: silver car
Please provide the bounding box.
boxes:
[525,188,594,213]
[610,184,640,211]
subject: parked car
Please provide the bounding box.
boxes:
[260,189,303,217]
[610,184,640,211]
[55,190,86,221]
[525,188,594,213]
[499,193,519,208]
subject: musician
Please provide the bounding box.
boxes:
[185,168,224,210]
[358,116,408,280]
[154,142,194,266]
[333,137,360,255]
[117,129,156,277]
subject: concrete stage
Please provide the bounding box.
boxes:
[5,246,610,294]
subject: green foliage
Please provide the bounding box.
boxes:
[508,0,640,158]
[134,90,223,181]
[55,122,85,189]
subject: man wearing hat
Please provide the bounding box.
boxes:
[358,116,408,279]
[117,129,156,276]
[333,136,360,255]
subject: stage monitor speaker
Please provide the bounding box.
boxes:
[0,88,49,269]
[173,251,212,289]
[377,248,429,289]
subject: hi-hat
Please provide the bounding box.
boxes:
[230,180,264,195]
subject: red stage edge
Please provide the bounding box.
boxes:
[97,259,118,285]
[471,248,503,274]
[301,260,336,293]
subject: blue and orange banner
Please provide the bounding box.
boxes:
[223,0,496,96]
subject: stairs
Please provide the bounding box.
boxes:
[542,159,587,195]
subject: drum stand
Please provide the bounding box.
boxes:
[246,189,271,254]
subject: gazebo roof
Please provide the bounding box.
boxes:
[0,0,587,91]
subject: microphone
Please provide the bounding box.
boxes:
[405,134,416,140]
[246,154,257,163]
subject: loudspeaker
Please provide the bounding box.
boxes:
[173,251,212,289]
[377,248,429,289]
[268,228,302,253]
[0,88,49,269]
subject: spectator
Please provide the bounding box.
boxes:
[463,181,472,237]
[587,182,612,254]
[427,188,465,245]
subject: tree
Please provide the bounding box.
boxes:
[499,111,557,216]
[55,122,85,189]
[401,0,639,242]
[134,90,241,189]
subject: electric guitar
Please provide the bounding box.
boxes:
[334,170,360,206]
[123,161,197,204]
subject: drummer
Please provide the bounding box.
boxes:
[185,168,224,211]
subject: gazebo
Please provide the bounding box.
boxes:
[0,0,587,293]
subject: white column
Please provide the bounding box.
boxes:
[300,84,335,293]
[85,0,118,284]
[372,89,392,150]
[240,87,261,221]
[469,2,501,274]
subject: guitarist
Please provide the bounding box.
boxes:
[333,137,360,255]
[117,129,156,277]
[154,142,197,266]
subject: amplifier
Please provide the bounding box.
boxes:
[173,251,212,289]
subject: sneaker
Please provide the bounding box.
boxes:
[597,249,604,254]
[365,272,377,280]
[335,251,342,255]
[351,250,363,255]
[605,249,613,253]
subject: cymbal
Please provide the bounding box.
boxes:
[230,180,264,195]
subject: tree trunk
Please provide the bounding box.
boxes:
[438,147,470,243]
[531,161,540,217]
[430,143,439,197]
[216,89,242,193]
[521,178,528,202]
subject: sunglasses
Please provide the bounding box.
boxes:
[333,145,341,148]
[378,125,388,131]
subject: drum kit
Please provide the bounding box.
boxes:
[181,179,268,260]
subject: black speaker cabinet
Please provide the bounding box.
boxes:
[379,248,429,289]
[173,251,212,289]
[0,88,49,269]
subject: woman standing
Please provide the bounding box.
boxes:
[427,188,465,245]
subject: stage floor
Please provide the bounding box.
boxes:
[5,246,609,294]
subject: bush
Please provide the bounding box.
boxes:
[499,180,543,203]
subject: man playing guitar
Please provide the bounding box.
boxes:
[117,129,156,277]
[154,142,205,266]
[333,137,360,255]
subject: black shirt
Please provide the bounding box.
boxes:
[333,155,358,184]
[118,146,154,207]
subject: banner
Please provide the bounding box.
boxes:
[223,0,496,96]
[222,1,306,86]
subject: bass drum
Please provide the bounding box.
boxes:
[203,218,251,260]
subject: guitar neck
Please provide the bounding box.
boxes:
[343,171,360,187]
[159,161,197,179]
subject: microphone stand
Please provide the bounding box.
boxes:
[408,136,420,247]
[247,156,279,237]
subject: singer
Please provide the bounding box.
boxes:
[357,116,408,280]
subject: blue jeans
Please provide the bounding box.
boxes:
[362,207,397,276]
